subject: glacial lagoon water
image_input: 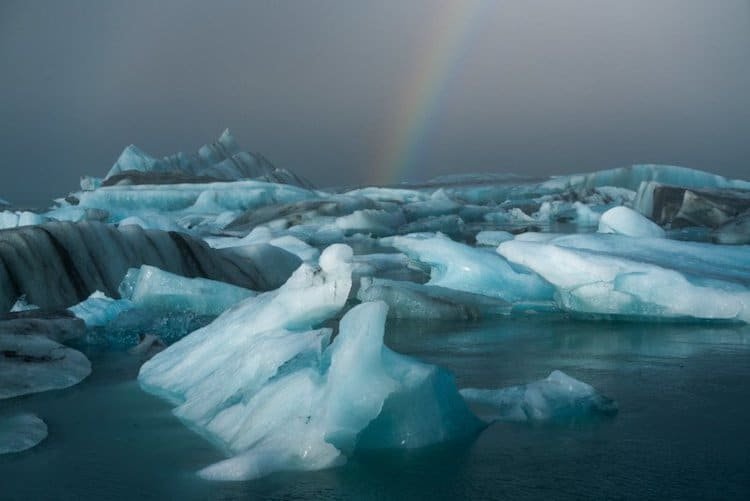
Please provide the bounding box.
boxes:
[2,316,749,500]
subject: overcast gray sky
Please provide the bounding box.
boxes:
[1,0,749,206]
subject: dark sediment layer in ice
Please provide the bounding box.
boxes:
[0,309,85,343]
[635,182,750,227]
[0,221,301,313]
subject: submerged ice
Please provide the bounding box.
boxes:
[461,371,617,423]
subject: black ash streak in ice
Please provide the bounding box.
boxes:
[1,131,749,477]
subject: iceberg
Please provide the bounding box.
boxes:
[597,206,665,238]
[0,413,48,454]
[335,209,406,237]
[104,129,314,189]
[68,291,135,328]
[138,244,355,411]
[386,233,554,304]
[140,247,483,481]
[118,265,256,316]
[541,164,750,193]
[71,180,319,226]
[0,211,48,230]
[195,302,483,481]
[0,221,299,313]
[461,370,617,423]
[498,234,750,322]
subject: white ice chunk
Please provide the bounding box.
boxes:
[107,144,162,178]
[499,234,750,322]
[68,291,135,327]
[189,302,483,481]
[342,187,429,204]
[139,244,354,408]
[139,252,483,481]
[387,233,554,304]
[118,265,256,316]
[598,206,665,238]
[335,209,406,236]
[0,211,47,230]
[0,334,91,399]
[0,413,48,454]
[461,370,617,423]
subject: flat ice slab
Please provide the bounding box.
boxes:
[499,234,750,322]
[0,333,91,399]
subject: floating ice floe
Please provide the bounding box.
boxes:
[461,370,617,423]
[0,333,91,399]
[0,413,48,454]
[597,206,665,238]
[499,233,750,322]
[386,233,555,305]
[69,265,257,327]
[118,265,256,316]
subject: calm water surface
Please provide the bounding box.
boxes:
[2,317,749,500]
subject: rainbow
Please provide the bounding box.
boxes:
[369,0,488,186]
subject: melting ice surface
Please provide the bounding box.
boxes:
[2,133,750,490]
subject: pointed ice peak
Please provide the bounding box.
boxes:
[198,128,241,165]
[107,144,161,178]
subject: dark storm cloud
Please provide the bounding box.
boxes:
[0,0,748,206]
